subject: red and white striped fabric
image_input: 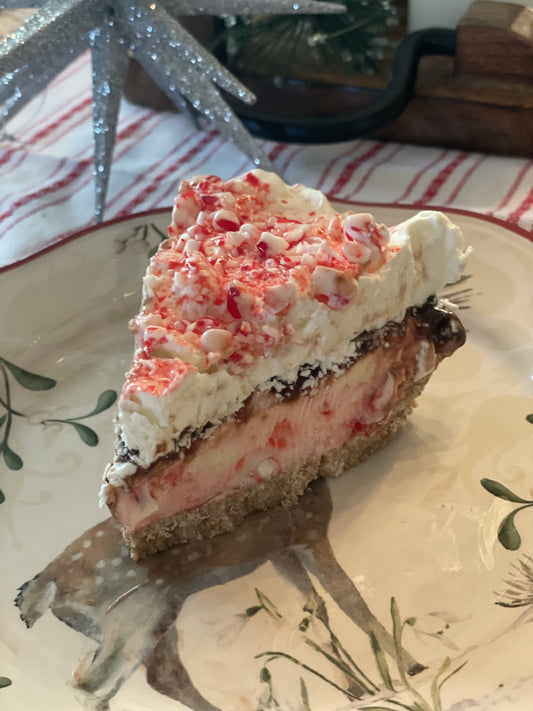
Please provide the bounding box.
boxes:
[1,51,531,269]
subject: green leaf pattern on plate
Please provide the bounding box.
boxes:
[0,356,117,503]
[479,414,533,552]
[114,221,166,259]
[41,389,117,447]
[481,481,533,551]
[1,357,56,391]
[251,590,465,711]
[495,554,533,608]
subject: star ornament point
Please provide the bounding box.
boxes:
[0,0,345,220]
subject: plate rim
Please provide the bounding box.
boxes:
[2,195,533,710]
[1,199,531,276]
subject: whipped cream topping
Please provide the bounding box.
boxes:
[105,170,470,480]
[133,171,391,372]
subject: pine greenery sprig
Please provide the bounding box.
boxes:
[222,0,402,79]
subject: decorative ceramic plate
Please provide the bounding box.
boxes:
[1,206,532,711]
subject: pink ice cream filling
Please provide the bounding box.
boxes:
[112,323,436,534]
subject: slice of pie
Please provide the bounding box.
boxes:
[101,170,470,559]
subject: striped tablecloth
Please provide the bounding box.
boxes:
[1,50,531,269]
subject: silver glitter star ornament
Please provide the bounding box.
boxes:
[1,0,345,220]
[90,19,129,219]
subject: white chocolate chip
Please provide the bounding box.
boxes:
[173,271,186,292]
[312,265,356,300]
[284,224,306,243]
[199,328,234,355]
[219,191,236,208]
[257,232,289,256]
[342,240,372,265]
[229,231,247,248]
[142,273,160,299]
[172,197,200,228]
[257,458,278,478]
[239,223,260,241]
[174,234,188,253]
[264,281,298,313]
[184,238,200,256]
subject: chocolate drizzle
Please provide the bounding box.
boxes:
[412,296,466,357]
[266,297,465,402]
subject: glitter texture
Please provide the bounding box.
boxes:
[0,0,344,219]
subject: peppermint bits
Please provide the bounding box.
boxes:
[343,213,376,242]
[256,232,289,257]
[312,265,357,310]
[226,285,242,319]
[213,209,240,232]
[342,212,389,272]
